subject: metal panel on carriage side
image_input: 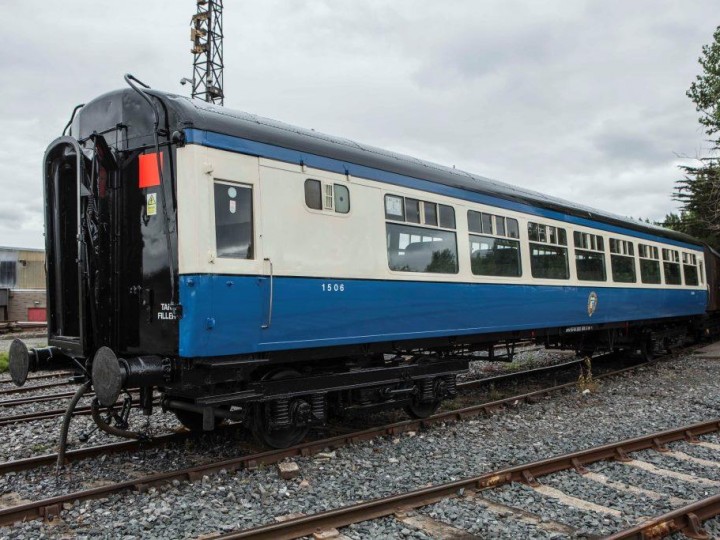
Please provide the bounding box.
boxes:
[69,90,180,357]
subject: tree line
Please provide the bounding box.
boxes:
[664,26,720,250]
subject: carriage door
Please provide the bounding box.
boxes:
[44,138,87,354]
[44,136,119,356]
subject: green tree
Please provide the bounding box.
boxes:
[670,26,720,250]
[688,26,720,138]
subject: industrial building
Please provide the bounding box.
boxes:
[0,246,46,322]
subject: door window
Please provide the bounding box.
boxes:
[214,181,253,259]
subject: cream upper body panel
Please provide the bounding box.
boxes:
[176,145,706,290]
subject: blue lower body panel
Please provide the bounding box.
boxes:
[178,274,707,358]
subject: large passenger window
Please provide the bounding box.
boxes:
[662,248,682,285]
[638,244,661,284]
[573,231,606,281]
[683,253,699,286]
[468,210,521,277]
[214,181,253,259]
[470,236,521,277]
[385,194,458,274]
[386,223,458,273]
[528,222,569,279]
[609,238,636,283]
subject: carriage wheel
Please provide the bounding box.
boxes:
[404,399,441,419]
[638,338,655,363]
[251,369,309,449]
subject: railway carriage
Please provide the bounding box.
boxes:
[8,79,718,447]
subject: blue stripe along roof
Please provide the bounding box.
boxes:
[185,128,701,250]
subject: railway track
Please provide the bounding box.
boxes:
[0,379,73,397]
[0,351,607,422]
[0,390,92,408]
[0,358,650,527]
[0,397,147,427]
[208,418,720,540]
[0,355,581,413]
[0,371,74,384]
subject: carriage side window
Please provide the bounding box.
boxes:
[304,179,322,210]
[468,210,521,277]
[439,204,456,229]
[386,195,458,274]
[214,181,253,259]
[682,252,699,286]
[638,244,661,284]
[405,198,421,223]
[386,224,458,273]
[423,202,438,226]
[385,194,456,229]
[700,261,705,285]
[573,231,606,281]
[609,238,636,283]
[662,248,682,285]
[528,221,569,279]
[334,185,350,213]
[305,179,350,214]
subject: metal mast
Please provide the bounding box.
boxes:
[191,0,224,105]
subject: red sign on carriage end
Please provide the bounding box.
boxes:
[139,152,163,188]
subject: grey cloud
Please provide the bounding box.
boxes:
[0,1,718,249]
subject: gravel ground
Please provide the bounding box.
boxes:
[459,347,576,381]
[1,351,719,539]
[0,377,69,392]
[483,482,626,536]
[0,406,189,465]
[0,337,47,355]
[698,516,720,538]
[343,517,430,539]
[419,497,563,539]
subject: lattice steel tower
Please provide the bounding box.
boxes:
[191,0,224,105]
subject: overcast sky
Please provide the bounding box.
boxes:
[0,1,717,249]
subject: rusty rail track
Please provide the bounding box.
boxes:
[0,359,649,526]
[0,431,193,475]
[0,390,93,408]
[606,493,720,539]
[0,358,641,478]
[0,351,609,422]
[0,380,73,397]
[208,419,720,540]
[0,404,94,427]
[0,352,597,414]
[0,356,588,411]
[0,354,625,483]
[0,387,146,410]
[0,371,74,384]
[0,397,149,427]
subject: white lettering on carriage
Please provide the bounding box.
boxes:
[321,283,345,292]
[158,303,177,320]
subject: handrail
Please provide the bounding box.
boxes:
[262,258,273,329]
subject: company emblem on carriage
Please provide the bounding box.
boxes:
[587,291,598,317]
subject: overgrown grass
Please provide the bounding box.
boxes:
[0,352,8,373]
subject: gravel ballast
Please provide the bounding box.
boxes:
[1,351,719,539]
